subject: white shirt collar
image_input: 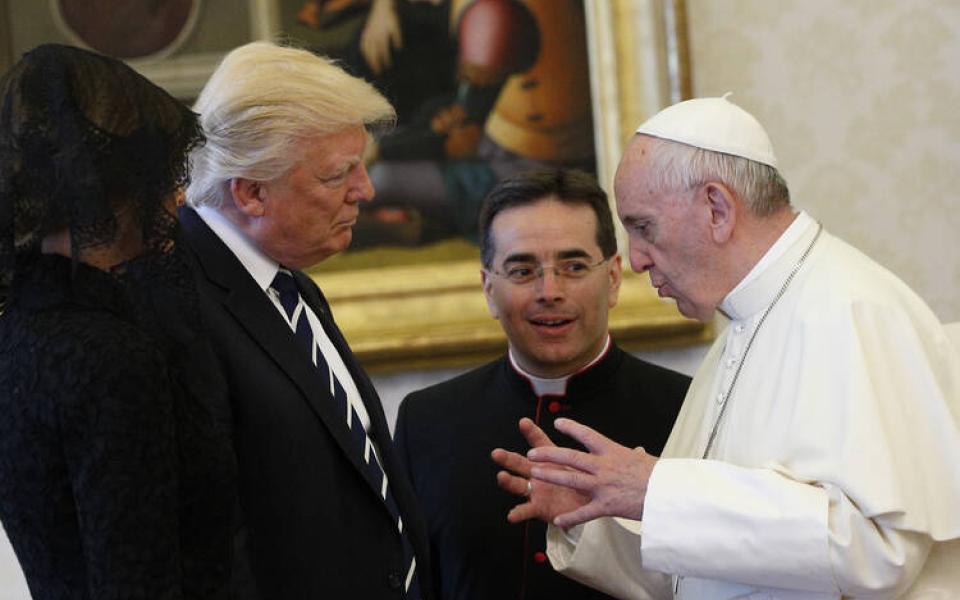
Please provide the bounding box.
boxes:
[196,205,279,291]
[719,211,819,320]
[509,335,612,397]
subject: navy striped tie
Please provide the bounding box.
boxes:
[271,269,421,598]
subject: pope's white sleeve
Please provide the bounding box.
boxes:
[640,459,932,597]
[546,519,671,600]
[823,480,931,596]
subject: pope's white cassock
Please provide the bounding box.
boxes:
[547,211,960,599]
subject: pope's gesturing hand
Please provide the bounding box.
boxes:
[492,417,658,529]
[491,418,590,525]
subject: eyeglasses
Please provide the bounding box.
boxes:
[487,257,609,285]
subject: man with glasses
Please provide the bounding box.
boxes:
[393,169,691,599]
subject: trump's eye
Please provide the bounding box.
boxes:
[318,172,347,186]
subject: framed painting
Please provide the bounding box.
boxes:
[293,0,708,371]
[0,0,273,100]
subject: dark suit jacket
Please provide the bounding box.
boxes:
[178,206,432,600]
[395,345,689,600]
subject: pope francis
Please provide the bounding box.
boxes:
[492,96,960,599]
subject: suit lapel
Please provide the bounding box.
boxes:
[296,269,429,560]
[294,272,391,439]
[295,272,399,485]
[178,207,384,496]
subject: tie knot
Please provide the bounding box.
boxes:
[271,269,299,296]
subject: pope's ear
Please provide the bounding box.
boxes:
[481,269,499,319]
[704,182,736,244]
[229,177,267,217]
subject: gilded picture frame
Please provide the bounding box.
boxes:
[310,0,708,372]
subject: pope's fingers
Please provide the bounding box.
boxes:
[527,445,597,474]
[553,418,617,454]
[530,464,596,493]
[554,502,606,530]
[518,417,557,449]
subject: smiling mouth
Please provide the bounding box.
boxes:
[529,317,574,328]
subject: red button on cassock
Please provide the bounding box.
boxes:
[547,401,562,413]
[533,551,547,564]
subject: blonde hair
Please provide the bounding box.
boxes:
[186,41,395,208]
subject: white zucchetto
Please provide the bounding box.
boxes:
[636,93,778,168]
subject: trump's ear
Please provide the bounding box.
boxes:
[704,182,736,244]
[229,177,267,217]
[481,269,499,319]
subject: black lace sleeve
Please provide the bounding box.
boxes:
[1,309,191,598]
[44,314,182,599]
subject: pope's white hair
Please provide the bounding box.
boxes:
[186,41,395,208]
[640,134,790,217]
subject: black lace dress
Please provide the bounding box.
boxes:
[0,255,237,599]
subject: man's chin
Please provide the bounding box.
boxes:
[324,229,353,257]
[293,245,343,269]
[675,301,711,323]
[521,346,591,377]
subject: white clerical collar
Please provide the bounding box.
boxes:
[196,205,280,291]
[509,335,611,397]
[719,211,819,320]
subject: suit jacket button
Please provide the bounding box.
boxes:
[388,570,404,589]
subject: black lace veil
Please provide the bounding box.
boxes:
[0,43,204,307]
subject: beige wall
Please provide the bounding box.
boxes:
[687,0,960,322]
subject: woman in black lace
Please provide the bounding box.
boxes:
[0,44,236,599]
